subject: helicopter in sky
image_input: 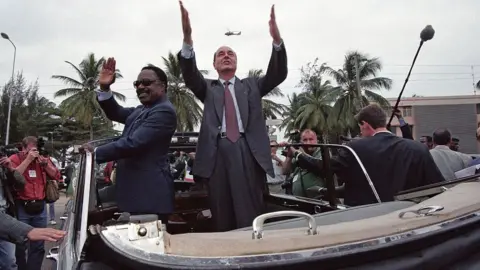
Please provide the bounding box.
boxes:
[225,29,241,36]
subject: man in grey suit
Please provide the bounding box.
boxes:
[178,1,288,231]
[430,128,472,181]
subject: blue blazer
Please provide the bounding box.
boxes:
[95,96,177,215]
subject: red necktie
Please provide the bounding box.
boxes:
[224,82,240,142]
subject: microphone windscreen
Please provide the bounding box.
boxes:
[420,25,435,41]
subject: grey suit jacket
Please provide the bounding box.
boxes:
[0,211,32,244]
[178,43,288,179]
[430,145,472,181]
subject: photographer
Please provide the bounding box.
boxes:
[0,154,26,269]
[281,129,325,198]
[9,136,61,270]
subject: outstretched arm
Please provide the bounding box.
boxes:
[258,5,288,97]
[94,106,177,164]
[96,91,135,124]
[177,43,208,102]
[177,1,207,102]
[96,57,136,124]
[258,42,288,97]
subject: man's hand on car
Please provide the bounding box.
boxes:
[27,227,66,242]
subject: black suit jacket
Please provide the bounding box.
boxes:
[334,132,444,206]
[96,96,177,215]
[178,43,288,178]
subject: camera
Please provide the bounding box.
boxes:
[0,145,19,158]
[37,137,49,156]
[280,130,301,157]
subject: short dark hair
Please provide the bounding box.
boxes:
[354,104,387,129]
[141,64,168,90]
[421,135,433,143]
[432,128,451,145]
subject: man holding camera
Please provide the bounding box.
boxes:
[9,136,61,270]
[281,129,325,198]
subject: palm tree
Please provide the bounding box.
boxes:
[161,52,206,132]
[52,53,125,140]
[321,51,392,131]
[294,80,334,142]
[280,93,303,141]
[247,69,288,119]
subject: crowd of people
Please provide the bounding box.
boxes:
[0,137,67,270]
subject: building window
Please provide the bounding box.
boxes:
[476,104,480,114]
[402,106,412,117]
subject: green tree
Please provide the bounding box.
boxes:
[0,73,51,144]
[279,93,303,141]
[161,52,205,131]
[321,51,392,131]
[247,69,287,119]
[52,53,125,139]
[294,61,335,141]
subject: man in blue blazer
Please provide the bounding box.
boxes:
[83,58,177,224]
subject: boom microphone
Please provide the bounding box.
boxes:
[387,25,435,129]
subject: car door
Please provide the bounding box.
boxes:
[47,153,89,270]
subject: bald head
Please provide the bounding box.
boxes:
[433,128,451,146]
[213,46,237,75]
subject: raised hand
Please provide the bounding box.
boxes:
[179,1,192,45]
[99,57,116,90]
[269,5,281,44]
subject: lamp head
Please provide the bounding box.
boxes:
[1,32,10,40]
[420,25,435,42]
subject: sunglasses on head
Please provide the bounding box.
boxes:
[133,79,159,88]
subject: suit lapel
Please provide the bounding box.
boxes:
[234,77,249,129]
[212,81,224,123]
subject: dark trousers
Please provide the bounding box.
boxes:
[208,137,266,232]
[15,202,47,270]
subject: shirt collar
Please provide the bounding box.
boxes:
[373,130,392,136]
[434,145,451,150]
[219,77,236,85]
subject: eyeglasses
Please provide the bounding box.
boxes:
[133,79,160,88]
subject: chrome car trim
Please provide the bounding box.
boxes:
[252,211,317,239]
[99,209,480,268]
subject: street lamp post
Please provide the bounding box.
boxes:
[1,32,17,145]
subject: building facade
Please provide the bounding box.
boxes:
[387,95,480,154]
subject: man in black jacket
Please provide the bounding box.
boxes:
[292,104,444,206]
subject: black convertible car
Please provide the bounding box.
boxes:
[47,133,480,270]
